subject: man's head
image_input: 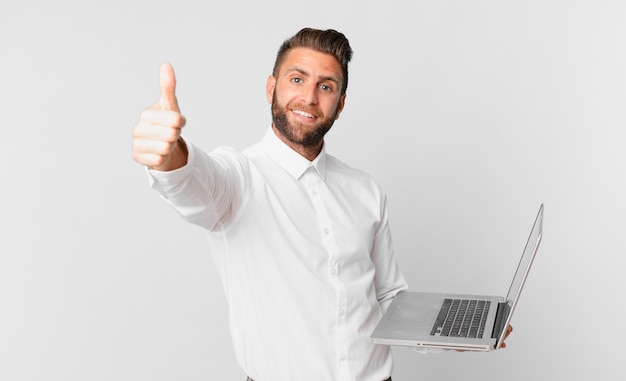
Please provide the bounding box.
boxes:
[272,28,353,96]
[267,28,353,159]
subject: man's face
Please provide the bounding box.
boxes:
[266,47,346,150]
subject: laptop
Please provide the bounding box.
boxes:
[371,204,543,351]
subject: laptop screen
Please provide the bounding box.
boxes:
[505,204,543,306]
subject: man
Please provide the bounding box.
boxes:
[133,28,403,380]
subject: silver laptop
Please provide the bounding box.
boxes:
[371,204,543,351]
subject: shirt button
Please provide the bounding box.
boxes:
[339,308,346,316]
[340,354,347,361]
[323,227,330,235]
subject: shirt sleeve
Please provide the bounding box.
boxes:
[371,191,409,314]
[146,139,249,231]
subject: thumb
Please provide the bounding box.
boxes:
[158,62,180,112]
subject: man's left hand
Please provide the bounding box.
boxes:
[498,324,513,349]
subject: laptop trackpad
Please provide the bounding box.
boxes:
[388,305,429,322]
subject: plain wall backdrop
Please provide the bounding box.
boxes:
[1,0,624,380]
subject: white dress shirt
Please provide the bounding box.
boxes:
[148,127,408,381]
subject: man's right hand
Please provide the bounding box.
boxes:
[132,63,188,171]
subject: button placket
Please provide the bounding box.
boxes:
[301,167,350,372]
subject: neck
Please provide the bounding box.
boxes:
[271,124,323,161]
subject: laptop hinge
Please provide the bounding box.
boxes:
[491,301,511,339]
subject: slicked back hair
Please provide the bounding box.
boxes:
[272,28,353,95]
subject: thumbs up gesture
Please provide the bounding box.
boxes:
[132,63,188,171]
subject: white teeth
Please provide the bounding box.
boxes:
[293,110,316,118]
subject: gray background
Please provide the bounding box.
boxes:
[1,0,624,380]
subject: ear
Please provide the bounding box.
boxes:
[266,75,276,104]
[334,93,347,120]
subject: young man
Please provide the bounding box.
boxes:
[132,28,407,380]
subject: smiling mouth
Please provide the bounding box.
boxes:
[291,109,317,119]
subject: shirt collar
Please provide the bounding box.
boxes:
[261,126,327,181]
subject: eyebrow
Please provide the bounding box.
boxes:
[285,66,341,86]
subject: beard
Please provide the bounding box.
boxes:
[271,91,339,148]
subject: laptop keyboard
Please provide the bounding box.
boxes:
[430,298,491,338]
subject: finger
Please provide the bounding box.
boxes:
[133,151,170,168]
[139,108,186,128]
[132,137,180,168]
[502,325,512,342]
[132,138,177,157]
[133,121,182,143]
[158,62,180,112]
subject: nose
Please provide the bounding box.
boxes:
[299,83,318,105]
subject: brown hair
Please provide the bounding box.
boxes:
[272,28,353,95]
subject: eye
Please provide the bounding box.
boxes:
[320,84,332,91]
[291,77,302,84]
